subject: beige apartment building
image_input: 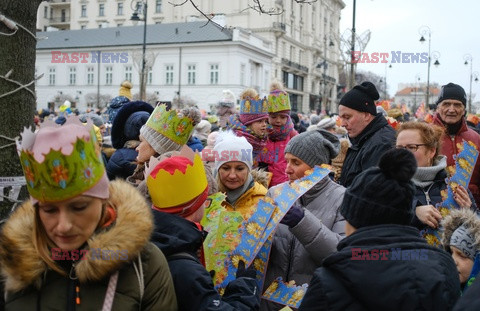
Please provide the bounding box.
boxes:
[37,0,345,113]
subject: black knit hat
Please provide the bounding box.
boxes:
[340,148,417,229]
[339,81,380,115]
[436,82,467,106]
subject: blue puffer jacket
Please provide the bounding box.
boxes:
[106,141,139,180]
[187,136,204,152]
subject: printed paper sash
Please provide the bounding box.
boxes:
[421,141,478,246]
[263,277,308,309]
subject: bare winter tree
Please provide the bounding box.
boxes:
[85,93,112,110]
[0,0,44,219]
[132,92,159,106]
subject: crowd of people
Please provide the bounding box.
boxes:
[1,79,479,310]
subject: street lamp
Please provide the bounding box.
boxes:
[413,74,421,109]
[131,1,148,101]
[464,54,474,114]
[419,26,435,108]
[322,35,335,113]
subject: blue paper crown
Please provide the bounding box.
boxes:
[240,97,268,115]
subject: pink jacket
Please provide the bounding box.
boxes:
[262,130,297,187]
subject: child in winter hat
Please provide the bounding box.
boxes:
[216,90,237,129]
[227,88,268,167]
[442,208,480,291]
[107,80,133,123]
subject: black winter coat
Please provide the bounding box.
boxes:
[339,114,396,187]
[454,274,480,311]
[106,147,138,180]
[299,225,460,311]
[151,210,260,311]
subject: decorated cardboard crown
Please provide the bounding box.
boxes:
[268,89,291,113]
[240,96,268,115]
[17,117,107,203]
[144,104,196,146]
[146,146,208,209]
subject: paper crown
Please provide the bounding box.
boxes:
[143,104,196,146]
[146,146,208,209]
[267,89,291,113]
[240,97,268,115]
[17,117,107,203]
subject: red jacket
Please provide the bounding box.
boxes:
[433,114,480,206]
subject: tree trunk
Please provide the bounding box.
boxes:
[0,0,43,220]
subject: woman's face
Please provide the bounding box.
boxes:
[218,161,249,191]
[136,135,156,164]
[396,129,436,167]
[451,246,474,284]
[38,196,103,251]
[248,119,268,136]
[285,153,313,182]
[268,114,288,128]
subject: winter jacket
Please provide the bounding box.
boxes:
[261,176,346,310]
[264,130,297,187]
[453,270,480,311]
[299,225,461,311]
[433,114,480,207]
[221,181,267,219]
[0,180,177,311]
[151,210,260,311]
[106,140,140,180]
[339,114,396,187]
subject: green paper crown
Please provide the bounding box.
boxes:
[268,90,291,113]
[145,104,196,145]
[19,126,105,203]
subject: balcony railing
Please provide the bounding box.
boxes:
[272,22,286,32]
[50,0,71,4]
[281,58,309,73]
[49,17,71,24]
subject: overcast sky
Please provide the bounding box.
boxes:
[339,0,480,102]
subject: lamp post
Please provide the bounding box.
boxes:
[349,0,357,90]
[413,74,420,109]
[322,35,334,114]
[384,63,392,100]
[464,54,474,114]
[131,1,148,101]
[419,26,433,108]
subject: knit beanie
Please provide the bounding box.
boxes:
[316,117,336,130]
[436,82,467,106]
[441,208,480,260]
[140,104,202,155]
[310,114,321,125]
[119,80,133,100]
[340,148,417,229]
[284,129,340,167]
[339,81,380,115]
[213,130,253,175]
[194,120,212,141]
[79,113,104,128]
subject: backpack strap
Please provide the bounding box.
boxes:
[167,252,197,262]
[132,253,145,306]
[102,271,119,311]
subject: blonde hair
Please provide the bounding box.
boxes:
[269,80,285,92]
[397,121,445,158]
[239,88,258,100]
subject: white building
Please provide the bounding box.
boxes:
[35,22,273,112]
[37,0,345,113]
[394,83,440,110]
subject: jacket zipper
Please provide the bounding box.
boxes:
[423,183,434,206]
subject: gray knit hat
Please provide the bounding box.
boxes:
[284,129,340,167]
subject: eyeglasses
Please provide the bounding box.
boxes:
[395,144,427,152]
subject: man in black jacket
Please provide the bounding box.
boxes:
[299,149,460,311]
[338,81,396,187]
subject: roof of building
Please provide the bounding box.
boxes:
[395,86,440,96]
[37,21,234,49]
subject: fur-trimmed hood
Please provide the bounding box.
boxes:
[441,208,480,253]
[0,180,153,292]
[250,168,270,189]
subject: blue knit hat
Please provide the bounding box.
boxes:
[111,101,153,149]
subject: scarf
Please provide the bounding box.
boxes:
[225,174,254,206]
[227,114,267,159]
[267,116,296,142]
[412,156,447,188]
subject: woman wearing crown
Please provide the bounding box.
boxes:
[0,117,177,310]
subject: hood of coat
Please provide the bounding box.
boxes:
[150,210,203,257]
[250,168,270,189]
[441,208,480,254]
[0,180,153,292]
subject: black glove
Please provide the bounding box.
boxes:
[236,260,257,279]
[280,201,305,227]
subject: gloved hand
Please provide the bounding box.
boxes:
[280,202,305,227]
[236,260,257,279]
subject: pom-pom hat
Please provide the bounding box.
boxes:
[17,116,109,204]
[340,148,417,229]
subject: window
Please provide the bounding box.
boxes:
[282,42,287,58]
[99,4,105,17]
[87,67,94,85]
[117,3,123,15]
[69,67,76,85]
[165,65,174,85]
[240,64,246,85]
[81,25,86,30]
[49,68,55,86]
[44,6,48,18]
[148,69,153,85]
[117,23,123,27]
[81,5,87,17]
[290,46,295,60]
[105,66,113,85]
[187,65,196,85]
[156,0,162,13]
[210,64,219,84]
[124,66,132,82]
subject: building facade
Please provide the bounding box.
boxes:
[37,0,345,113]
[35,22,273,112]
[394,83,440,110]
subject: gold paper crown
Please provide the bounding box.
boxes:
[146,146,208,208]
[268,89,291,113]
[17,117,106,203]
[240,97,268,115]
[144,104,196,145]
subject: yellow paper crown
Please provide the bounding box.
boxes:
[146,146,208,208]
[144,104,196,145]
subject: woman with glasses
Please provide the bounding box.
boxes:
[396,121,477,230]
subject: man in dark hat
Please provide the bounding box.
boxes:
[337,81,396,187]
[433,82,480,206]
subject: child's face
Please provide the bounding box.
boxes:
[451,246,474,284]
[268,113,288,128]
[249,119,267,136]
